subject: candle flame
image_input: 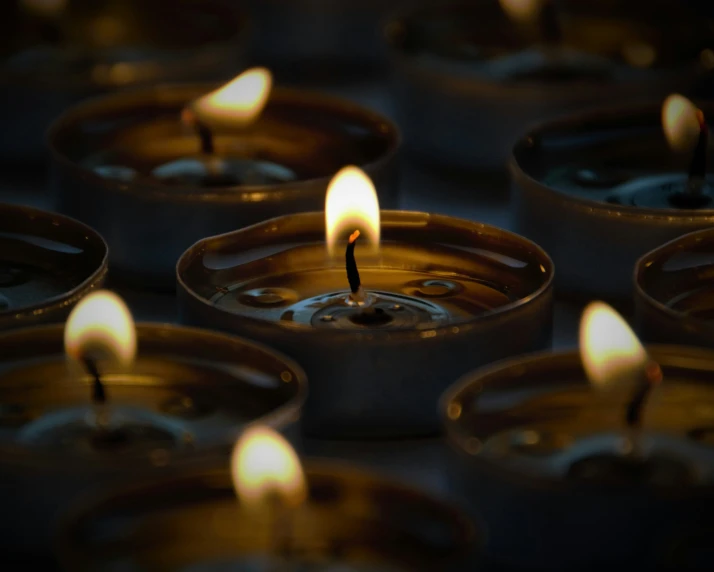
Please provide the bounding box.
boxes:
[64,290,136,368]
[190,67,272,129]
[325,166,380,257]
[231,426,307,509]
[579,301,648,391]
[662,94,703,154]
[499,0,541,23]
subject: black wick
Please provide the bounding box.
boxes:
[538,0,562,46]
[82,357,106,406]
[625,361,662,429]
[182,108,214,155]
[345,230,362,295]
[687,109,708,197]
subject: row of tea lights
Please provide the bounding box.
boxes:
[4,284,713,570]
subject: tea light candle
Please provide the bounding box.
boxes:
[386,0,710,170]
[512,95,714,301]
[178,166,553,438]
[0,290,306,564]
[48,70,400,289]
[0,0,248,163]
[56,425,479,571]
[0,202,107,331]
[442,301,714,569]
[635,227,714,347]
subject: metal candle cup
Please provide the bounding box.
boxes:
[442,346,714,570]
[177,210,554,439]
[386,1,710,171]
[512,101,714,302]
[0,0,248,163]
[0,203,107,331]
[48,84,400,290]
[636,228,714,347]
[0,322,306,563]
[56,462,479,571]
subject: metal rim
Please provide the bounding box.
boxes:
[176,209,555,340]
[0,203,109,323]
[440,344,714,492]
[46,84,401,202]
[510,100,714,221]
[634,227,714,338]
[384,1,703,95]
[54,459,479,570]
[0,321,308,469]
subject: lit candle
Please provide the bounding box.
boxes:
[55,425,478,571]
[386,1,708,170]
[49,71,399,288]
[0,291,305,563]
[443,302,714,569]
[512,94,714,300]
[1,0,247,162]
[178,166,554,437]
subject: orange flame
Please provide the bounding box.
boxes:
[325,166,380,257]
[579,302,648,391]
[662,94,703,154]
[499,0,541,22]
[64,290,136,368]
[231,426,307,510]
[190,67,272,129]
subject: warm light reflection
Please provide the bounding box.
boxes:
[662,94,702,154]
[190,68,272,129]
[64,290,136,367]
[325,166,380,257]
[231,426,307,509]
[21,0,67,17]
[579,301,648,390]
[499,0,540,22]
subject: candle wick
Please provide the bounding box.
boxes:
[345,230,362,295]
[182,108,215,155]
[687,109,708,197]
[625,360,662,429]
[82,356,113,434]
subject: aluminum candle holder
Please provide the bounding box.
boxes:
[0,203,107,331]
[386,1,710,171]
[635,228,714,348]
[177,210,554,439]
[442,346,714,571]
[512,101,714,302]
[56,462,478,571]
[48,84,400,290]
[0,0,247,163]
[0,323,306,564]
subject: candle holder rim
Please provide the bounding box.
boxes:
[634,226,714,335]
[0,321,307,468]
[0,202,109,321]
[46,83,401,201]
[441,344,714,492]
[384,0,705,94]
[511,99,714,220]
[176,209,555,339]
[54,459,480,569]
[0,0,250,93]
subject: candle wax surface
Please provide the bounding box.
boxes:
[466,379,714,482]
[196,239,544,330]
[0,356,290,457]
[0,231,92,312]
